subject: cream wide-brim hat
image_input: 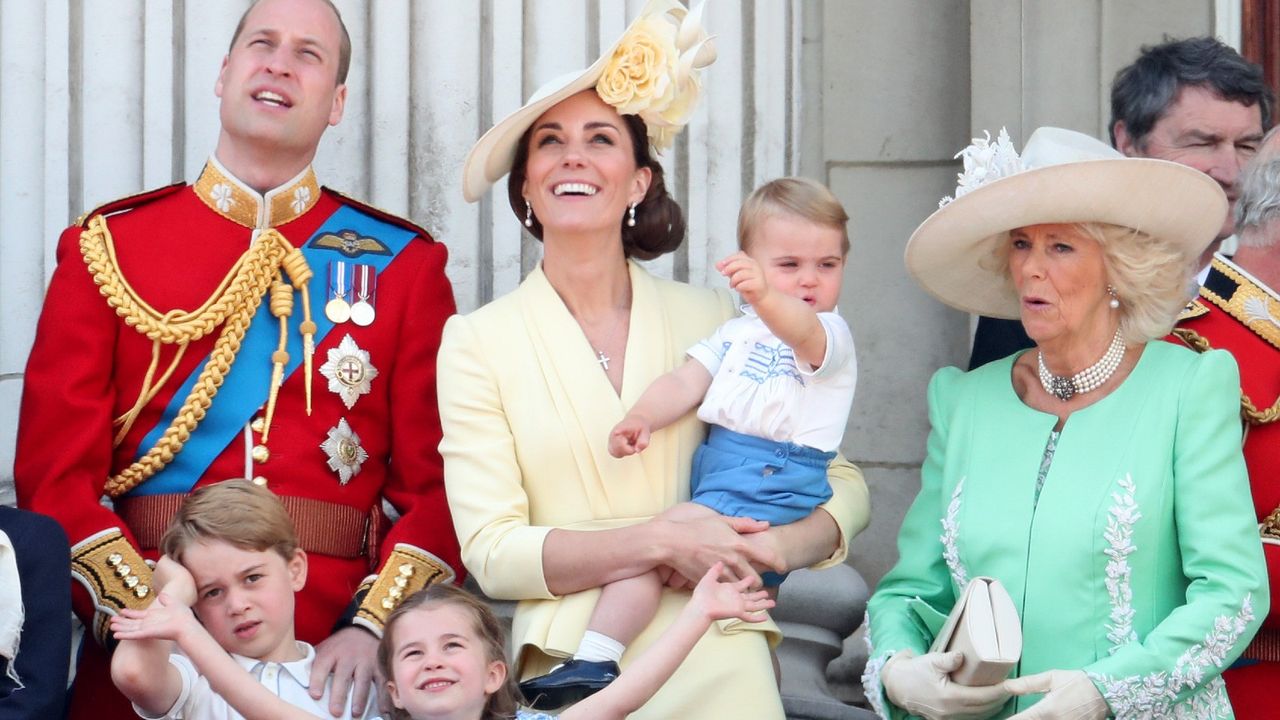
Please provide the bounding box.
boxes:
[461,0,713,203]
[904,126,1227,319]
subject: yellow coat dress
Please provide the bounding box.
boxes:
[438,260,870,719]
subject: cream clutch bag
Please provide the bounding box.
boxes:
[927,577,1023,686]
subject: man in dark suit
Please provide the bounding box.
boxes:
[0,506,71,720]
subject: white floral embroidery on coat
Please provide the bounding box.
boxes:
[1089,595,1253,719]
[291,185,312,214]
[210,182,234,212]
[1104,474,1141,648]
[860,612,890,720]
[940,478,968,589]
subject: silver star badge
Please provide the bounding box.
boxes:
[319,334,379,409]
[320,418,368,485]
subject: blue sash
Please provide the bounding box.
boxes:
[125,205,416,496]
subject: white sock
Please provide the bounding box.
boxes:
[574,630,625,663]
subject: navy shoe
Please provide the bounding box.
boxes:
[518,658,621,710]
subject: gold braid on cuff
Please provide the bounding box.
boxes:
[354,544,455,635]
[70,529,153,645]
[79,214,316,497]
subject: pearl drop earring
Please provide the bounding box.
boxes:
[524,200,534,228]
[1107,285,1120,309]
[626,203,637,228]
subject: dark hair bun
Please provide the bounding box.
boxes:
[623,166,686,260]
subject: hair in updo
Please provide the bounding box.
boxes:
[507,111,686,260]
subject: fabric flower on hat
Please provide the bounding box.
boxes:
[596,0,716,151]
[940,128,1022,208]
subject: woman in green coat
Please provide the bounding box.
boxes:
[862,127,1268,719]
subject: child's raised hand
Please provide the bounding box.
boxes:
[152,555,197,608]
[689,561,775,623]
[111,590,200,644]
[609,415,652,458]
[716,252,770,306]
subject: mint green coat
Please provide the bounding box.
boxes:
[863,343,1267,719]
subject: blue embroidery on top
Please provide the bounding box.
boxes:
[699,339,733,361]
[740,342,803,385]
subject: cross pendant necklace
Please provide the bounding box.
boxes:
[595,350,611,370]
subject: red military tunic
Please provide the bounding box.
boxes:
[15,159,461,719]
[1172,255,1280,720]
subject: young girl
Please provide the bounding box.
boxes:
[111,561,772,720]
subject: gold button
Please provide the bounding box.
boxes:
[252,476,268,487]
[388,586,403,599]
[116,564,131,577]
[394,576,408,588]
[381,598,396,610]
[252,445,270,463]
[250,417,266,434]
[107,553,123,567]
[135,585,150,598]
[398,563,414,577]
[124,575,140,589]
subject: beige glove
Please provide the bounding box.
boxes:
[880,650,1011,720]
[1005,670,1108,720]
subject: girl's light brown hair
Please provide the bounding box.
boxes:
[737,177,851,254]
[377,583,521,720]
[159,480,298,563]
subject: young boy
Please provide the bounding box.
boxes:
[519,177,857,707]
[110,481,377,719]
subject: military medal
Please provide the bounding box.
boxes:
[320,417,367,485]
[319,334,378,409]
[325,261,352,324]
[350,264,377,327]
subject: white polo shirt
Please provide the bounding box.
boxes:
[687,307,856,451]
[134,641,378,720]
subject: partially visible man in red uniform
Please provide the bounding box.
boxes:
[14,0,461,717]
[1174,128,1280,718]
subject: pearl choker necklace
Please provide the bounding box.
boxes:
[1037,329,1125,401]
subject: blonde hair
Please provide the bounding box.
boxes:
[987,222,1192,344]
[737,177,850,254]
[159,481,299,564]
[377,584,520,720]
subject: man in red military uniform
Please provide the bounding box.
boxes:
[14,0,460,717]
[1174,128,1280,718]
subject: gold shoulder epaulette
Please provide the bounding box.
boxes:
[1200,258,1280,350]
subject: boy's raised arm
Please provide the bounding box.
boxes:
[716,252,827,369]
[109,557,195,716]
[112,583,318,720]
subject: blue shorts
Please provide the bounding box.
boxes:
[690,426,835,586]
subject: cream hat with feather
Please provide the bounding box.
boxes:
[905,126,1226,318]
